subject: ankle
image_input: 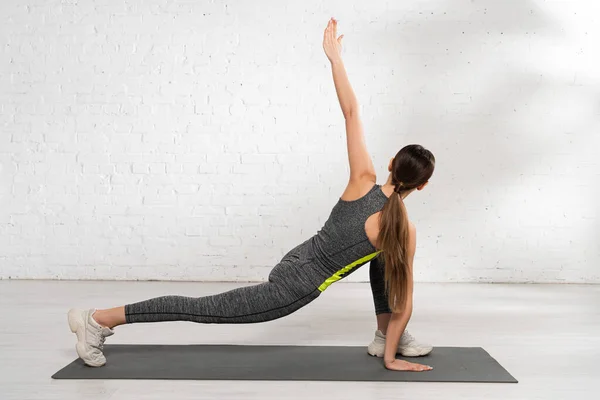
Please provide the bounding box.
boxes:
[92,310,111,329]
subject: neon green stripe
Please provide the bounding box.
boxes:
[318,251,382,292]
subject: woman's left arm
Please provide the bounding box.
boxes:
[323,18,376,182]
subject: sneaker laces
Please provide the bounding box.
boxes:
[98,334,106,350]
[91,328,107,350]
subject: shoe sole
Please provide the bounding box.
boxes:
[367,345,433,358]
[399,346,434,357]
[68,309,105,367]
[367,344,384,358]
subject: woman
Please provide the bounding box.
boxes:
[68,18,435,372]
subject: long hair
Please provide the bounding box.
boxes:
[378,144,435,311]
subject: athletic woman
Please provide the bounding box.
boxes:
[67,18,436,372]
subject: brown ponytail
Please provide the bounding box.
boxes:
[378,189,411,312]
[378,145,435,312]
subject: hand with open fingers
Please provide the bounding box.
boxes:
[385,359,433,372]
[323,17,344,63]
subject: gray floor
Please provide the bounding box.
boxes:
[1,280,598,400]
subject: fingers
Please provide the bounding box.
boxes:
[386,360,433,372]
[324,19,332,41]
[324,18,337,40]
[408,362,433,372]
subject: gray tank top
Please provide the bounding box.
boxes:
[310,183,389,289]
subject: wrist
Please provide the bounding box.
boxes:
[329,58,343,66]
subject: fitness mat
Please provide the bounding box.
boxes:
[52,345,517,383]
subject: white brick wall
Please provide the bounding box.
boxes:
[1,0,599,282]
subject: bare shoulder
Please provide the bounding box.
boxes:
[340,175,377,201]
[408,221,417,246]
[408,221,416,234]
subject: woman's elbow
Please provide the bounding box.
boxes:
[391,301,413,318]
[343,108,358,120]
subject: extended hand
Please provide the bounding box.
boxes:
[385,359,433,372]
[323,18,344,63]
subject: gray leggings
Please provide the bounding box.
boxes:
[125,256,391,324]
[369,256,392,315]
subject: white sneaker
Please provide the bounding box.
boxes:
[367,329,433,357]
[67,308,114,367]
[398,330,433,357]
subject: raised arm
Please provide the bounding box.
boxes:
[323,18,376,182]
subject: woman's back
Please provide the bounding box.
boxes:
[308,183,389,285]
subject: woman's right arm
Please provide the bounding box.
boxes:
[383,223,432,372]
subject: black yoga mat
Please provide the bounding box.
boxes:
[52,345,517,383]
